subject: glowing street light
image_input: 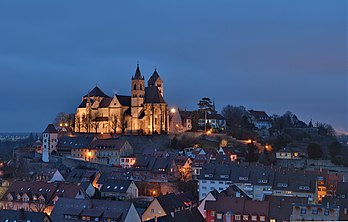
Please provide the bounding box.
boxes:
[170,108,176,113]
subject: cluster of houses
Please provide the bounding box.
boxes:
[1,122,348,222]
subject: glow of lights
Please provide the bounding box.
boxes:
[87,151,92,157]
[170,108,176,113]
[59,123,63,127]
[152,190,156,195]
[64,123,68,127]
[101,132,104,134]
[206,130,212,135]
[247,139,252,143]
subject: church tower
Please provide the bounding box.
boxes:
[148,68,163,97]
[131,64,145,132]
[42,124,58,162]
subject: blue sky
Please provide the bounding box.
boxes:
[0,0,347,133]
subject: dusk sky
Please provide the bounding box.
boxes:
[0,1,346,133]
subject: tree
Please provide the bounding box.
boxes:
[82,112,92,133]
[119,113,127,134]
[329,141,342,158]
[75,115,81,132]
[54,112,75,132]
[221,105,249,128]
[110,114,118,134]
[197,97,214,114]
[245,142,259,162]
[91,112,101,133]
[307,143,323,159]
[316,122,336,137]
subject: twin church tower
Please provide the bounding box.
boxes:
[75,65,169,135]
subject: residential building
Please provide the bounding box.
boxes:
[204,195,269,222]
[100,179,138,200]
[75,65,169,135]
[142,193,194,221]
[132,156,179,183]
[33,168,65,183]
[50,197,141,222]
[290,203,340,221]
[120,156,136,168]
[65,169,101,188]
[0,181,87,215]
[0,209,52,222]
[174,156,192,181]
[266,195,308,222]
[198,113,226,131]
[248,110,272,129]
[71,138,133,165]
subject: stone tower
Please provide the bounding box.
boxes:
[42,124,58,162]
[131,64,145,132]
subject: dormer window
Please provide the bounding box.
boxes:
[277,183,288,188]
[258,179,268,184]
[220,175,229,179]
[204,174,213,178]
[299,186,310,190]
[239,177,248,181]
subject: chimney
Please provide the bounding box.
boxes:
[19,208,25,221]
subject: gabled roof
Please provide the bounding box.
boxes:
[43,124,58,134]
[157,193,187,215]
[157,207,205,222]
[144,86,165,103]
[0,210,51,222]
[91,138,129,150]
[78,98,94,108]
[58,135,95,149]
[50,197,134,222]
[148,69,161,86]
[99,97,113,108]
[249,110,270,120]
[132,64,144,80]
[84,86,110,98]
[265,196,307,222]
[100,180,133,193]
[115,95,131,106]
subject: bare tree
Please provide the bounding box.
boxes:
[54,112,75,132]
[110,114,118,134]
[91,112,101,133]
[119,113,128,134]
[75,115,81,132]
[82,112,92,132]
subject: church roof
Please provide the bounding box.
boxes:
[144,86,165,104]
[84,86,109,98]
[115,95,131,106]
[43,124,58,134]
[78,98,94,108]
[148,69,161,86]
[132,64,144,80]
[99,97,112,108]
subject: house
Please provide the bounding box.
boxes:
[322,197,348,221]
[265,195,308,222]
[71,138,133,165]
[154,207,205,222]
[120,156,136,168]
[0,209,52,222]
[57,135,96,156]
[80,181,96,198]
[290,203,340,221]
[204,195,269,222]
[100,179,138,200]
[174,156,192,181]
[50,197,141,222]
[142,193,194,221]
[132,156,179,183]
[197,163,318,203]
[198,113,226,131]
[275,146,307,168]
[65,168,101,187]
[33,168,65,183]
[248,110,272,129]
[217,147,239,162]
[0,181,87,215]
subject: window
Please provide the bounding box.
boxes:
[243,215,249,220]
[239,177,248,181]
[301,208,306,214]
[324,209,330,215]
[151,209,154,214]
[312,209,318,215]
[202,186,207,190]
[259,216,265,221]
[216,213,222,219]
[251,215,257,221]
[235,215,241,220]
[210,211,215,217]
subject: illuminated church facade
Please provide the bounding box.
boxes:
[75,65,169,135]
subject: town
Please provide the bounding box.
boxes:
[0,65,347,222]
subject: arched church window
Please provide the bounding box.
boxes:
[133,84,137,90]
[140,85,143,90]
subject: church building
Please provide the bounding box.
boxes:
[75,65,169,135]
